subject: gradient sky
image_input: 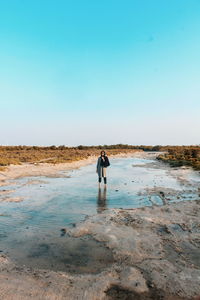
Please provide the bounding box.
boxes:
[0,0,200,146]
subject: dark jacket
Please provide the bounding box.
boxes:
[96,156,110,177]
[100,156,110,167]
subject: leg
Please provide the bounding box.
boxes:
[103,167,107,186]
[98,176,101,188]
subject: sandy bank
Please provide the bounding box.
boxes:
[0,151,144,187]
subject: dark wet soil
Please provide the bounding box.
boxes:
[11,235,114,274]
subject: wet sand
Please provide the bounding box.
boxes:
[0,152,200,299]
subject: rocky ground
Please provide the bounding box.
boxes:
[0,199,200,300]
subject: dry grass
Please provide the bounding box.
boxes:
[1,145,199,170]
[157,146,200,170]
[0,146,140,166]
[0,166,7,171]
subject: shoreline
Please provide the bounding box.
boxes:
[0,151,200,299]
[0,150,145,187]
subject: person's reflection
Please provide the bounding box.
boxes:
[97,187,107,213]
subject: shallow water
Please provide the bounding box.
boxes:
[0,154,199,272]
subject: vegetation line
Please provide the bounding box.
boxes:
[0,144,199,171]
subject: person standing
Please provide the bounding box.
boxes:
[96,150,110,187]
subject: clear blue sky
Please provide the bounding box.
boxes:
[0,0,200,146]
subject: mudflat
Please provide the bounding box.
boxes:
[0,199,200,300]
[0,152,200,299]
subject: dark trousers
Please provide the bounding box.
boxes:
[99,177,107,184]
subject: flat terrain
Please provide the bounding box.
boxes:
[0,152,200,300]
[0,148,140,186]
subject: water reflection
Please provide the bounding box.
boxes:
[1,156,200,272]
[97,187,107,213]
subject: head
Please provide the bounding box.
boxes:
[100,150,106,157]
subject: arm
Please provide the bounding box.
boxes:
[96,157,100,172]
[105,156,110,167]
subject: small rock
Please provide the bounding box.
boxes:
[60,228,67,236]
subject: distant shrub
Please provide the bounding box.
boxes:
[77,145,84,150]
[157,146,200,170]
[50,145,57,150]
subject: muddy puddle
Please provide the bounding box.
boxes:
[0,153,199,273]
